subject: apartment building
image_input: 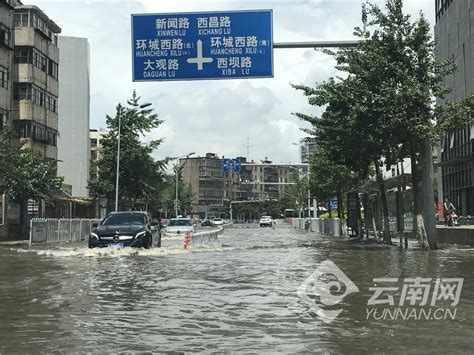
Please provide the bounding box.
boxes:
[435,0,474,216]
[12,5,61,161]
[0,0,21,237]
[180,153,300,218]
[180,153,224,217]
[0,0,20,129]
[90,129,107,163]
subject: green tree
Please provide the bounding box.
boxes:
[308,148,359,220]
[0,128,63,202]
[156,167,194,218]
[279,172,309,216]
[294,0,472,248]
[0,127,63,234]
[88,92,168,211]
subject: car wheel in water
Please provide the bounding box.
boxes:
[143,235,152,249]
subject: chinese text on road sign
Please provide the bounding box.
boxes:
[131,10,273,81]
[221,159,241,173]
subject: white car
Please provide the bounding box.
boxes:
[259,216,274,227]
[165,218,195,234]
[211,218,226,226]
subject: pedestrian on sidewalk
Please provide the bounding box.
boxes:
[444,197,456,226]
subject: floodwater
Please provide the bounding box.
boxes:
[0,224,473,353]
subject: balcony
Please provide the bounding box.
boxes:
[14,119,57,147]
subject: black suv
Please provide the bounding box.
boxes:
[88,211,160,249]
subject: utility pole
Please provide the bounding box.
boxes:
[114,109,122,212]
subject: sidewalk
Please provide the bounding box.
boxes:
[437,224,474,229]
[437,224,474,246]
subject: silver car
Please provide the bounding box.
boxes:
[165,218,195,234]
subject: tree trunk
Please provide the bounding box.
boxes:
[374,160,391,244]
[410,143,429,250]
[336,190,343,219]
[370,198,379,240]
[421,137,438,249]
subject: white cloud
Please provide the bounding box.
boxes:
[31,0,435,164]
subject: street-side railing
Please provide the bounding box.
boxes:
[29,218,102,245]
[290,218,341,237]
[191,226,225,244]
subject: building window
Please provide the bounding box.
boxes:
[13,83,32,100]
[14,11,30,27]
[15,47,57,79]
[14,46,31,64]
[0,66,8,89]
[0,110,8,129]
[0,24,12,49]
[32,48,47,71]
[436,0,454,22]
[91,138,97,148]
[32,14,46,34]
[48,60,58,79]
[14,120,58,147]
[13,83,58,112]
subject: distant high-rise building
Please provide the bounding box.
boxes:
[57,36,90,197]
[89,128,107,171]
[435,0,474,216]
[180,153,301,218]
[299,137,317,164]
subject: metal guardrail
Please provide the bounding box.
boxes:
[29,218,102,245]
[163,226,226,245]
[290,218,341,237]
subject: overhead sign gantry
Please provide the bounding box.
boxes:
[131,10,273,81]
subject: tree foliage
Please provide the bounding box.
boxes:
[154,166,194,218]
[88,91,168,210]
[0,128,63,202]
[293,0,472,247]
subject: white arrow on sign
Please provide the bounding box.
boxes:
[187,40,214,70]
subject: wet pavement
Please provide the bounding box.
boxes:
[0,224,473,353]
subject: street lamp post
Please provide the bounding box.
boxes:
[174,152,195,217]
[115,102,152,212]
[292,141,312,217]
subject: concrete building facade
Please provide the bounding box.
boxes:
[57,36,90,197]
[435,0,474,216]
[0,0,21,236]
[90,128,107,165]
[12,5,61,161]
[180,153,300,218]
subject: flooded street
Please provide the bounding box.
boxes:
[1,225,473,353]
